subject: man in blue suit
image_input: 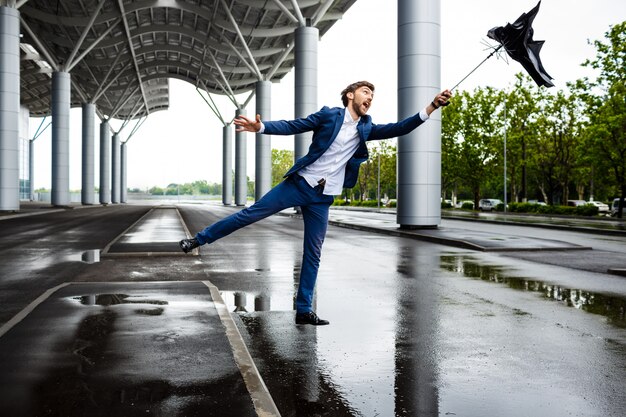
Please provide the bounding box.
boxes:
[180,81,451,325]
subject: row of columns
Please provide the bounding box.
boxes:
[50,81,125,207]
[1,4,127,209]
[1,0,442,227]
[224,24,314,208]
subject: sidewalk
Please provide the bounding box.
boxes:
[277,206,617,252]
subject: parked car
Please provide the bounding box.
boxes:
[611,198,624,216]
[588,201,610,214]
[567,200,587,207]
[455,200,474,209]
[478,199,503,212]
[527,200,547,206]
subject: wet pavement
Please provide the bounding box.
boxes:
[1,201,625,416]
[0,281,257,416]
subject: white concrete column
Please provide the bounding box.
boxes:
[397,0,441,228]
[19,105,29,201]
[294,24,318,161]
[29,139,35,201]
[222,125,233,205]
[111,133,120,203]
[0,6,20,210]
[99,121,110,204]
[255,80,271,200]
[51,71,71,206]
[81,103,95,204]
[121,141,127,203]
[235,107,247,206]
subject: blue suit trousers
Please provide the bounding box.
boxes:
[195,174,334,313]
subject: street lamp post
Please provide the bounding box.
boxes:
[503,98,507,212]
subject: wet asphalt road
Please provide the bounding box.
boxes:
[1,202,626,416]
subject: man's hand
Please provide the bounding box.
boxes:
[427,90,452,115]
[234,114,262,132]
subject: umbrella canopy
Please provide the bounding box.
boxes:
[487,1,554,87]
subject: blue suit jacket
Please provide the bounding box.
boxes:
[263,106,426,189]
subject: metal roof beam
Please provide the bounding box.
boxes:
[92,46,128,101]
[197,81,226,126]
[269,0,299,24]
[207,50,238,106]
[119,98,146,133]
[116,0,149,115]
[289,0,306,26]
[125,116,147,143]
[267,43,293,80]
[110,83,141,119]
[19,17,59,71]
[67,17,121,72]
[312,0,338,27]
[65,0,106,71]
[219,0,262,80]
[223,37,258,79]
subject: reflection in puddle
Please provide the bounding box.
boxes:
[60,250,101,264]
[81,250,100,263]
[441,256,626,328]
[72,294,169,307]
[220,290,292,313]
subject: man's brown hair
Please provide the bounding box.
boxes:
[341,81,375,107]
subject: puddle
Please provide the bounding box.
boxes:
[440,256,626,328]
[72,294,169,307]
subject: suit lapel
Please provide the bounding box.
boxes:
[357,115,371,143]
[329,108,344,144]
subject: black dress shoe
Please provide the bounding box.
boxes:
[295,311,329,326]
[179,237,200,253]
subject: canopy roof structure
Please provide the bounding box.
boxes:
[17,0,357,119]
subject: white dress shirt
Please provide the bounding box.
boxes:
[297,109,361,195]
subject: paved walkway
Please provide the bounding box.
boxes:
[1,201,625,416]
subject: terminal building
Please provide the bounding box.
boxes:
[1,0,443,227]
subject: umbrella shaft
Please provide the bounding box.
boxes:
[450,44,503,91]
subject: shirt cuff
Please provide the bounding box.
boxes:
[419,108,430,121]
[258,122,265,133]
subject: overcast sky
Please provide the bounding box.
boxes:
[30,0,626,190]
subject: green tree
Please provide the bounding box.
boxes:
[271,149,294,186]
[191,180,210,194]
[451,87,501,208]
[441,97,463,202]
[376,141,397,199]
[575,22,626,216]
[499,74,542,202]
[531,90,585,204]
[148,186,164,195]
